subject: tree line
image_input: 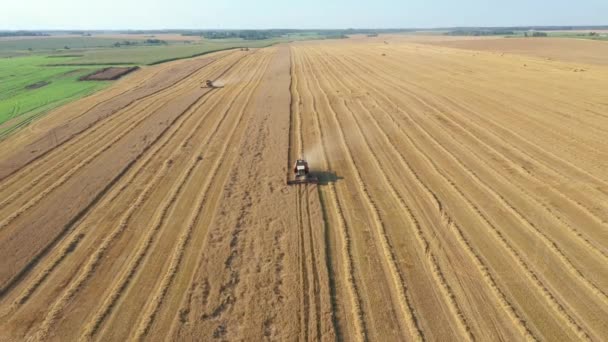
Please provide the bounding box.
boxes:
[0,31,49,37]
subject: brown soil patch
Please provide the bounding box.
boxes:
[46,54,84,58]
[25,81,50,90]
[80,67,140,81]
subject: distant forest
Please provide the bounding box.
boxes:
[1,26,607,40]
[445,30,515,36]
[181,29,414,40]
[0,31,49,37]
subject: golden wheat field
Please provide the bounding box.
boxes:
[0,37,607,341]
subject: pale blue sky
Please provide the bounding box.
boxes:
[3,0,607,30]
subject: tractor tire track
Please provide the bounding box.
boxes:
[294,47,367,342]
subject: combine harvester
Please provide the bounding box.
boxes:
[203,80,223,88]
[288,159,318,185]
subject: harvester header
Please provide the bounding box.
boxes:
[287,159,318,185]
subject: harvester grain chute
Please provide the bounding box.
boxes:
[287,159,318,185]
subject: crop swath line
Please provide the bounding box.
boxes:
[0,95,175,232]
[0,88,221,300]
[128,51,272,341]
[77,52,266,340]
[302,49,424,341]
[0,52,239,202]
[7,90,216,309]
[346,52,608,283]
[311,47,477,340]
[429,88,608,227]
[101,50,261,207]
[31,53,257,342]
[0,76,221,232]
[291,54,312,342]
[380,45,608,142]
[32,96,208,341]
[405,98,608,294]
[325,49,538,340]
[397,89,608,258]
[354,46,606,185]
[394,65,608,226]
[286,48,302,179]
[346,53,608,306]
[0,52,251,235]
[0,90,184,212]
[294,47,367,342]
[142,50,269,338]
[341,52,595,340]
[4,52,247,307]
[0,51,236,185]
[354,46,606,257]
[353,51,608,224]
[0,58,239,307]
[313,48,475,341]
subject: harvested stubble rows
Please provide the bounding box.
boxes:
[0,38,607,341]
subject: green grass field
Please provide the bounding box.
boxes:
[0,34,340,138]
[546,32,608,41]
[502,31,608,41]
[53,38,283,65]
[0,37,155,58]
[41,35,333,65]
[0,55,111,138]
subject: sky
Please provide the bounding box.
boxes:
[3,0,608,30]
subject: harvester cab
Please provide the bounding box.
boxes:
[288,159,319,185]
